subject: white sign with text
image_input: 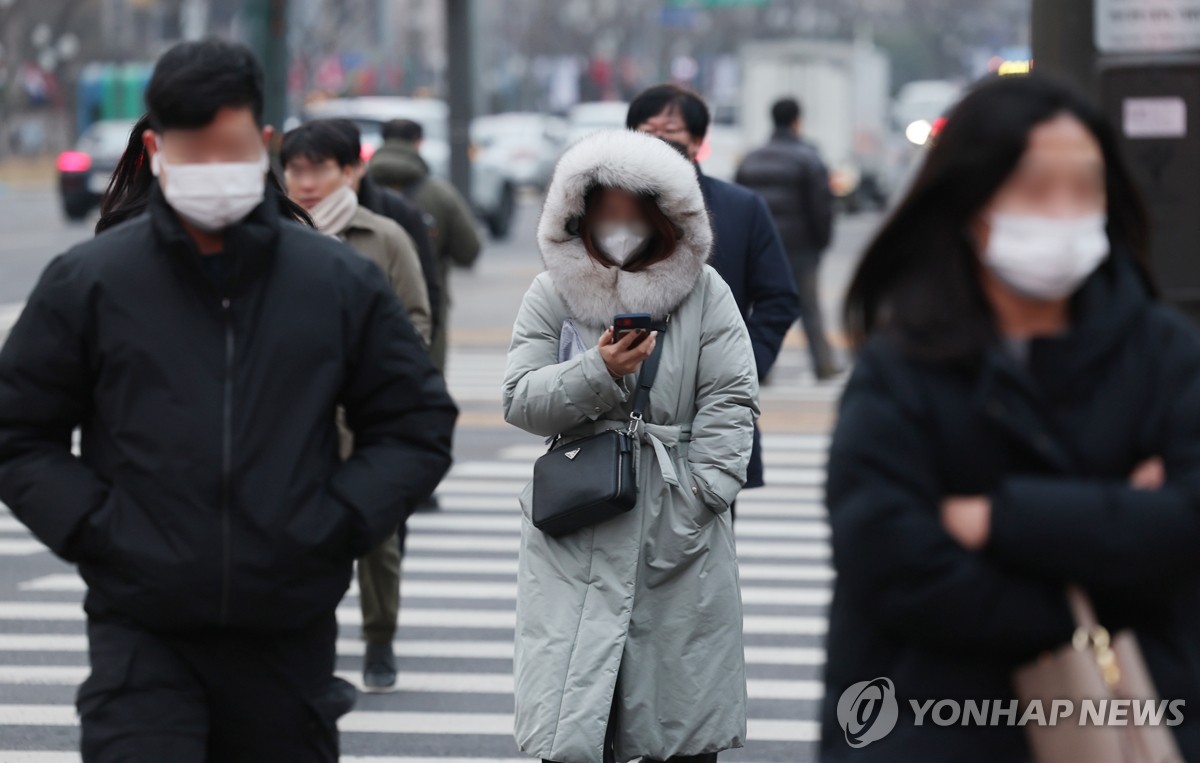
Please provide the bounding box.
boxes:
[1124,97,1189,139]
[1096,0,1200,52]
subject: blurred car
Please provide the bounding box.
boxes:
[304,96,517,239]
[471,112,567,190]
[892,79,962,148]
[566,101,631,146]
[57,118,136,222]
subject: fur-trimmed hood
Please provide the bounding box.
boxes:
[537,129,713,328]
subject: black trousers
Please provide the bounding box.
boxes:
[790,252,837,376]
[542,696,719,763]
[78,612,355,762]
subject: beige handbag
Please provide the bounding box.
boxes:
[1013,586,1184,763]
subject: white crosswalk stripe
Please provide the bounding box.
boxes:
[0,405,836,758]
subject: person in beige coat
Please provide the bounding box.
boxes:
[503,130,760,763]
[282,120,433,691]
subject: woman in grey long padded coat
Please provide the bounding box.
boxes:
[502,129,760,763]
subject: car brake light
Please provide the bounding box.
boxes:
[360,144,377,162]
[57,151,92,173]
[930,116,949,142]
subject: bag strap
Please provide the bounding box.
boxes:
[628,323,667,434]
[1066,584,1099,631]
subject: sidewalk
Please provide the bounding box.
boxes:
[0,156,56,191]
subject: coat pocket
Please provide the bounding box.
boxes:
[75,494,118,564]
[303,676,358,735]
[75,648,135,719]
[677,459,718,529]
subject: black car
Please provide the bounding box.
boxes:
[57,119,136,222]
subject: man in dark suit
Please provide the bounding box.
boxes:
[628,85,802,496]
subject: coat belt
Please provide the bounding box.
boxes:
[558,419,693,487]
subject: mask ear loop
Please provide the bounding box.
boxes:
[150,135,165,178]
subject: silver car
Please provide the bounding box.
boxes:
[304,97,517,239]
[471,112,568,191]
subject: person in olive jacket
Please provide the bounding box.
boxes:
[822,75,1200,762]
[0,40,457,761]
[368,118,483,372]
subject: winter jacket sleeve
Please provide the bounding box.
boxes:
[0,254,110,561]
[688,271,760,512]
[436,180,483,269]
[988,309,1200,594]
[502,275,629,438]
[826,339,1075,659]
[744,196,801,380]
[383,223,432,345]
[332,260,456,556]
[377,185,442,338]
[802,156,834,252]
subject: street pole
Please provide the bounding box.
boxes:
[1030,0,1097,97]
[240,0,288,131]
[1034,0,1200,323]
[446,0,475,199]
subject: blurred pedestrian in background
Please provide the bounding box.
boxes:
[736,97,840,380]
[369,118,482,372]
[282,119,437,692]
[0,39,457,761]
[627,85,799,507]
[503,129,759,763]
[282,120,431,341]
[326,118,443,348]
[823,74,1200,761]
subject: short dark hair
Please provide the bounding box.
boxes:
[146,39,264,131]
[772,98,802,129]
[383,119,423,142]
[280,120,361,169]
[625,85,710,140]
[324,119,365,165]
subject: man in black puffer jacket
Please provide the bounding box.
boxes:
[0,39,457,762]
[736,97,839,380]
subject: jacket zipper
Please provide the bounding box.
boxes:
[220,295,234,624]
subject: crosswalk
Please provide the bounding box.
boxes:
[0,352,838,761]
[444,347,846,408]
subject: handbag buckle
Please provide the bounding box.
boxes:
[627,412,643,437]
[1072,625,1121,689]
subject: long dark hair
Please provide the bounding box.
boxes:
[96,113,313,234]
[578,186,682,273]
[844,74,1152,363]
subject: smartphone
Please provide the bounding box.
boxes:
[613,313,653,347]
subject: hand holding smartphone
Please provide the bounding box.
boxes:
[613,313,653,348]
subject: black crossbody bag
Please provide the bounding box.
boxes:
[531,335,665,538]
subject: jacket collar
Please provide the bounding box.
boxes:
[148,181,281,297]
[379,141,430,175]
[770,128,801,144]
[357,175,384,210]
[973,255,1151,472]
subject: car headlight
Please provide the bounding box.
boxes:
[905,119,934,147]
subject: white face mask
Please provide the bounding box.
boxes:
[595,222,650,266]
[983,212,1110,301]
[152,141,269,233]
